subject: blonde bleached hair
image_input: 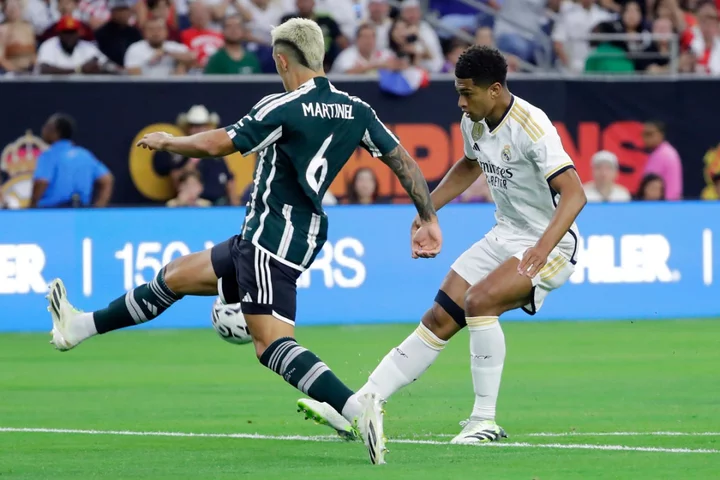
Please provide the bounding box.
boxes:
[271,18,325,72]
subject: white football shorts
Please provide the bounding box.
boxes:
[451,226,576,315]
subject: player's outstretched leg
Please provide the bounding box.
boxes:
[48,248,220,351]
[248,313,387,464]
[296,270,468,440]
[451,257,532,445]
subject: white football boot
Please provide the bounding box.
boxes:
[297,398,358,441]
[355,393,388,465]
[297,393,388,465]
[450,419,508,445]
[47,278,89,351]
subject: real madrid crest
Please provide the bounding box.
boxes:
[0,130,48,208]
[501,144,512,163]
[471,123,484,142]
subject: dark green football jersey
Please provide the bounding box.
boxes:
[224,77,399,270]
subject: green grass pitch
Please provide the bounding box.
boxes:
[1,320,719,479]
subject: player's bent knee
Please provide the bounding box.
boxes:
[465,282,502,316]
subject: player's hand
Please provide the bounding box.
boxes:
[518,245,550,279]
[411,216,442,259]
[136,132,174,151]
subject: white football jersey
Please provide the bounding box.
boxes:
[460,95,579,255]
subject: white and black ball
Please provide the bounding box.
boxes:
[210,297,252,345]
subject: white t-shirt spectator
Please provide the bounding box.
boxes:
[331,46,393,73]
[583,182,631,202]
[316,0,357,39]
[24,0,60,35]
[416,21,444,73]
[552,2,615,73]
[124,40,190,76]
[240,0,287,44]
[36,36,107,71]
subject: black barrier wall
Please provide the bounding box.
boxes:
[1,77,719,204]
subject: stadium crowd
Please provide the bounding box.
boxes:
[0,0,719,76]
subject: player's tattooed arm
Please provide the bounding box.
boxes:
[380,145,437,222]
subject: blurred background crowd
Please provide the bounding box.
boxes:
[1,0,719,76]
[1,0,719,210]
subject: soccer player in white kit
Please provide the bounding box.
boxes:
[297,46,587,445]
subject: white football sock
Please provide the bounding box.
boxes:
[74,312,98,341]
[467,316,505,422]
[341,395,362,422]
[356,323,447,400]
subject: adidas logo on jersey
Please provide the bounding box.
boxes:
[242,293,252,303]
[472,143,481,152]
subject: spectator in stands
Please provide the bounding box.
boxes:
[76,0,113,30]
[143,0,180,41]
[95,0,143,67]
[653,0,692,34]
[24,0,61,36]
[125,16,194,75]
[594,1,653,70]
[181,0,224,69]
[281,0,347,69]
[315,0,357,40]
[642,120,683,200]
[0,0,36,74]
[242,0,287,45]
[36,16,119,74]
[475,26,494,47]
[453,173,493,203]
[494,0,550,65]
[39,0,94,42]
[441,38,470,73]
[363,0,392,51]
[204,15,260,74]
[686,1,720,74]
[584,20,636,72]
[431,0,498,40]
[583,150,631,202]
[31,113,114,208]
[552,0,615,73]
[398,0,444,72]
[641,17,673,72]
[635,173,666,200]
[331,23,395,74]
[166,170,212,207]
[347,167,381,205]
[169,105,239,205]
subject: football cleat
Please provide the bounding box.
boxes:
[450,419,508,445]
[297,398,359,441]
[355,393,389,465]
[47,278,86,351]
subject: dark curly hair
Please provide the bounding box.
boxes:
[454,45,507,87]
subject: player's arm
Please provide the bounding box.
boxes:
[136,129,236,158]
[519,136,587,278]
[428,155,482,211]
[379,145,437,223]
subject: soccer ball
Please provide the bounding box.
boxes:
[210,297,252,345]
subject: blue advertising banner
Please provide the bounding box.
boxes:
[1,202,718,332]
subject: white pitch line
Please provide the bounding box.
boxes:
[0,428,717,454]
[525,432,720,437]
[422,432,720,438]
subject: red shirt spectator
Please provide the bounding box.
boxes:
[39,0,95,42]
[180,1,223,67]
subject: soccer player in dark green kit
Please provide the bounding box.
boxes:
[46,18,442,465]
